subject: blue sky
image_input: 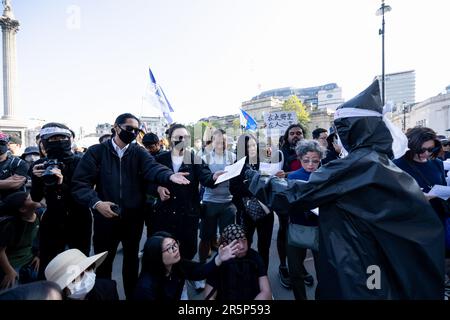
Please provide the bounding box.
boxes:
[4,0,450,134]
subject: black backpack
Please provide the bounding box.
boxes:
[0,156,24,178]
[215,258,260,301]
[0,156,26,197]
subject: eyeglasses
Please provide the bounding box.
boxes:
[301,159,320,164]
[289,131,303,136]
[162,241,179,254]
[418,147,438,154]
[119,125,141,134]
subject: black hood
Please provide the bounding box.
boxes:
[337,80,383,113]
[334,117,393,157]
[334,80,393,157]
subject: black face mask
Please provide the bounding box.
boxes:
[118,129,137,145]
[0,144,8,156]
[44,140,72,160]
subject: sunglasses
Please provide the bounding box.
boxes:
[119,125,141,134]
[418,147,439,154]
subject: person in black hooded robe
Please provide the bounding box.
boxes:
[245,80,445,299]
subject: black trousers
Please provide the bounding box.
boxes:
[276,212,289,267]
[93,209,144,300]
[38,209,92,278]
[242,211,274,272]
[287,244,319,300]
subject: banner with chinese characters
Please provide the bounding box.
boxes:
[263,111,298,138]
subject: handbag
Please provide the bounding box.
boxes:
[243,196,270,221]
[288,223,319,252]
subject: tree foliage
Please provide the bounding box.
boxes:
[282,95,310,128]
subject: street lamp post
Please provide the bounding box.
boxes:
[402,102,407,132]
[376,1,392,106]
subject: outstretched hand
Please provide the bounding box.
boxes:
[170,172,190,185]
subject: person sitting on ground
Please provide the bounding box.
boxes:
[133,231,239,301]
[204,224,273,301]
[45,248,119,300]
[0,191,41,290]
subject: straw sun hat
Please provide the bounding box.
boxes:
[45,249,108,290]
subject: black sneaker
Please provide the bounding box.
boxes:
[279,266,291,289]
[304,274,314,287]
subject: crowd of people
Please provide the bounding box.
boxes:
[0,80,449,301]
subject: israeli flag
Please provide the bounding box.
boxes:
[240,109,258,131]
[148,68,174,124]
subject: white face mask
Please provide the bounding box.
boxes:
[335,132,349,158]
[25,154,40,163]
[67,270,96,300]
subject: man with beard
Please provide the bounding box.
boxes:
[281,124,305,174]
[31,123,92,278]
[245,80,445,299]
[71,113,191,299]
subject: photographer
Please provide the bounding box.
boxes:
[31,123,92,278]
[0,132,29,200]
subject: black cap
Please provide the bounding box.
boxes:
[0,191,28,214]
[22,146,40,156]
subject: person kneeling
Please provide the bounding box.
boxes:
[204,224,273,301]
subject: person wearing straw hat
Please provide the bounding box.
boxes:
[45,249,118,300]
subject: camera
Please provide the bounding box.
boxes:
[41,159,62,186]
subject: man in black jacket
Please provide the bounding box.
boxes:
[71,113,190,299]
[31,123,92,278]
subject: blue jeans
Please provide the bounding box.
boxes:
[0,260,39,289]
